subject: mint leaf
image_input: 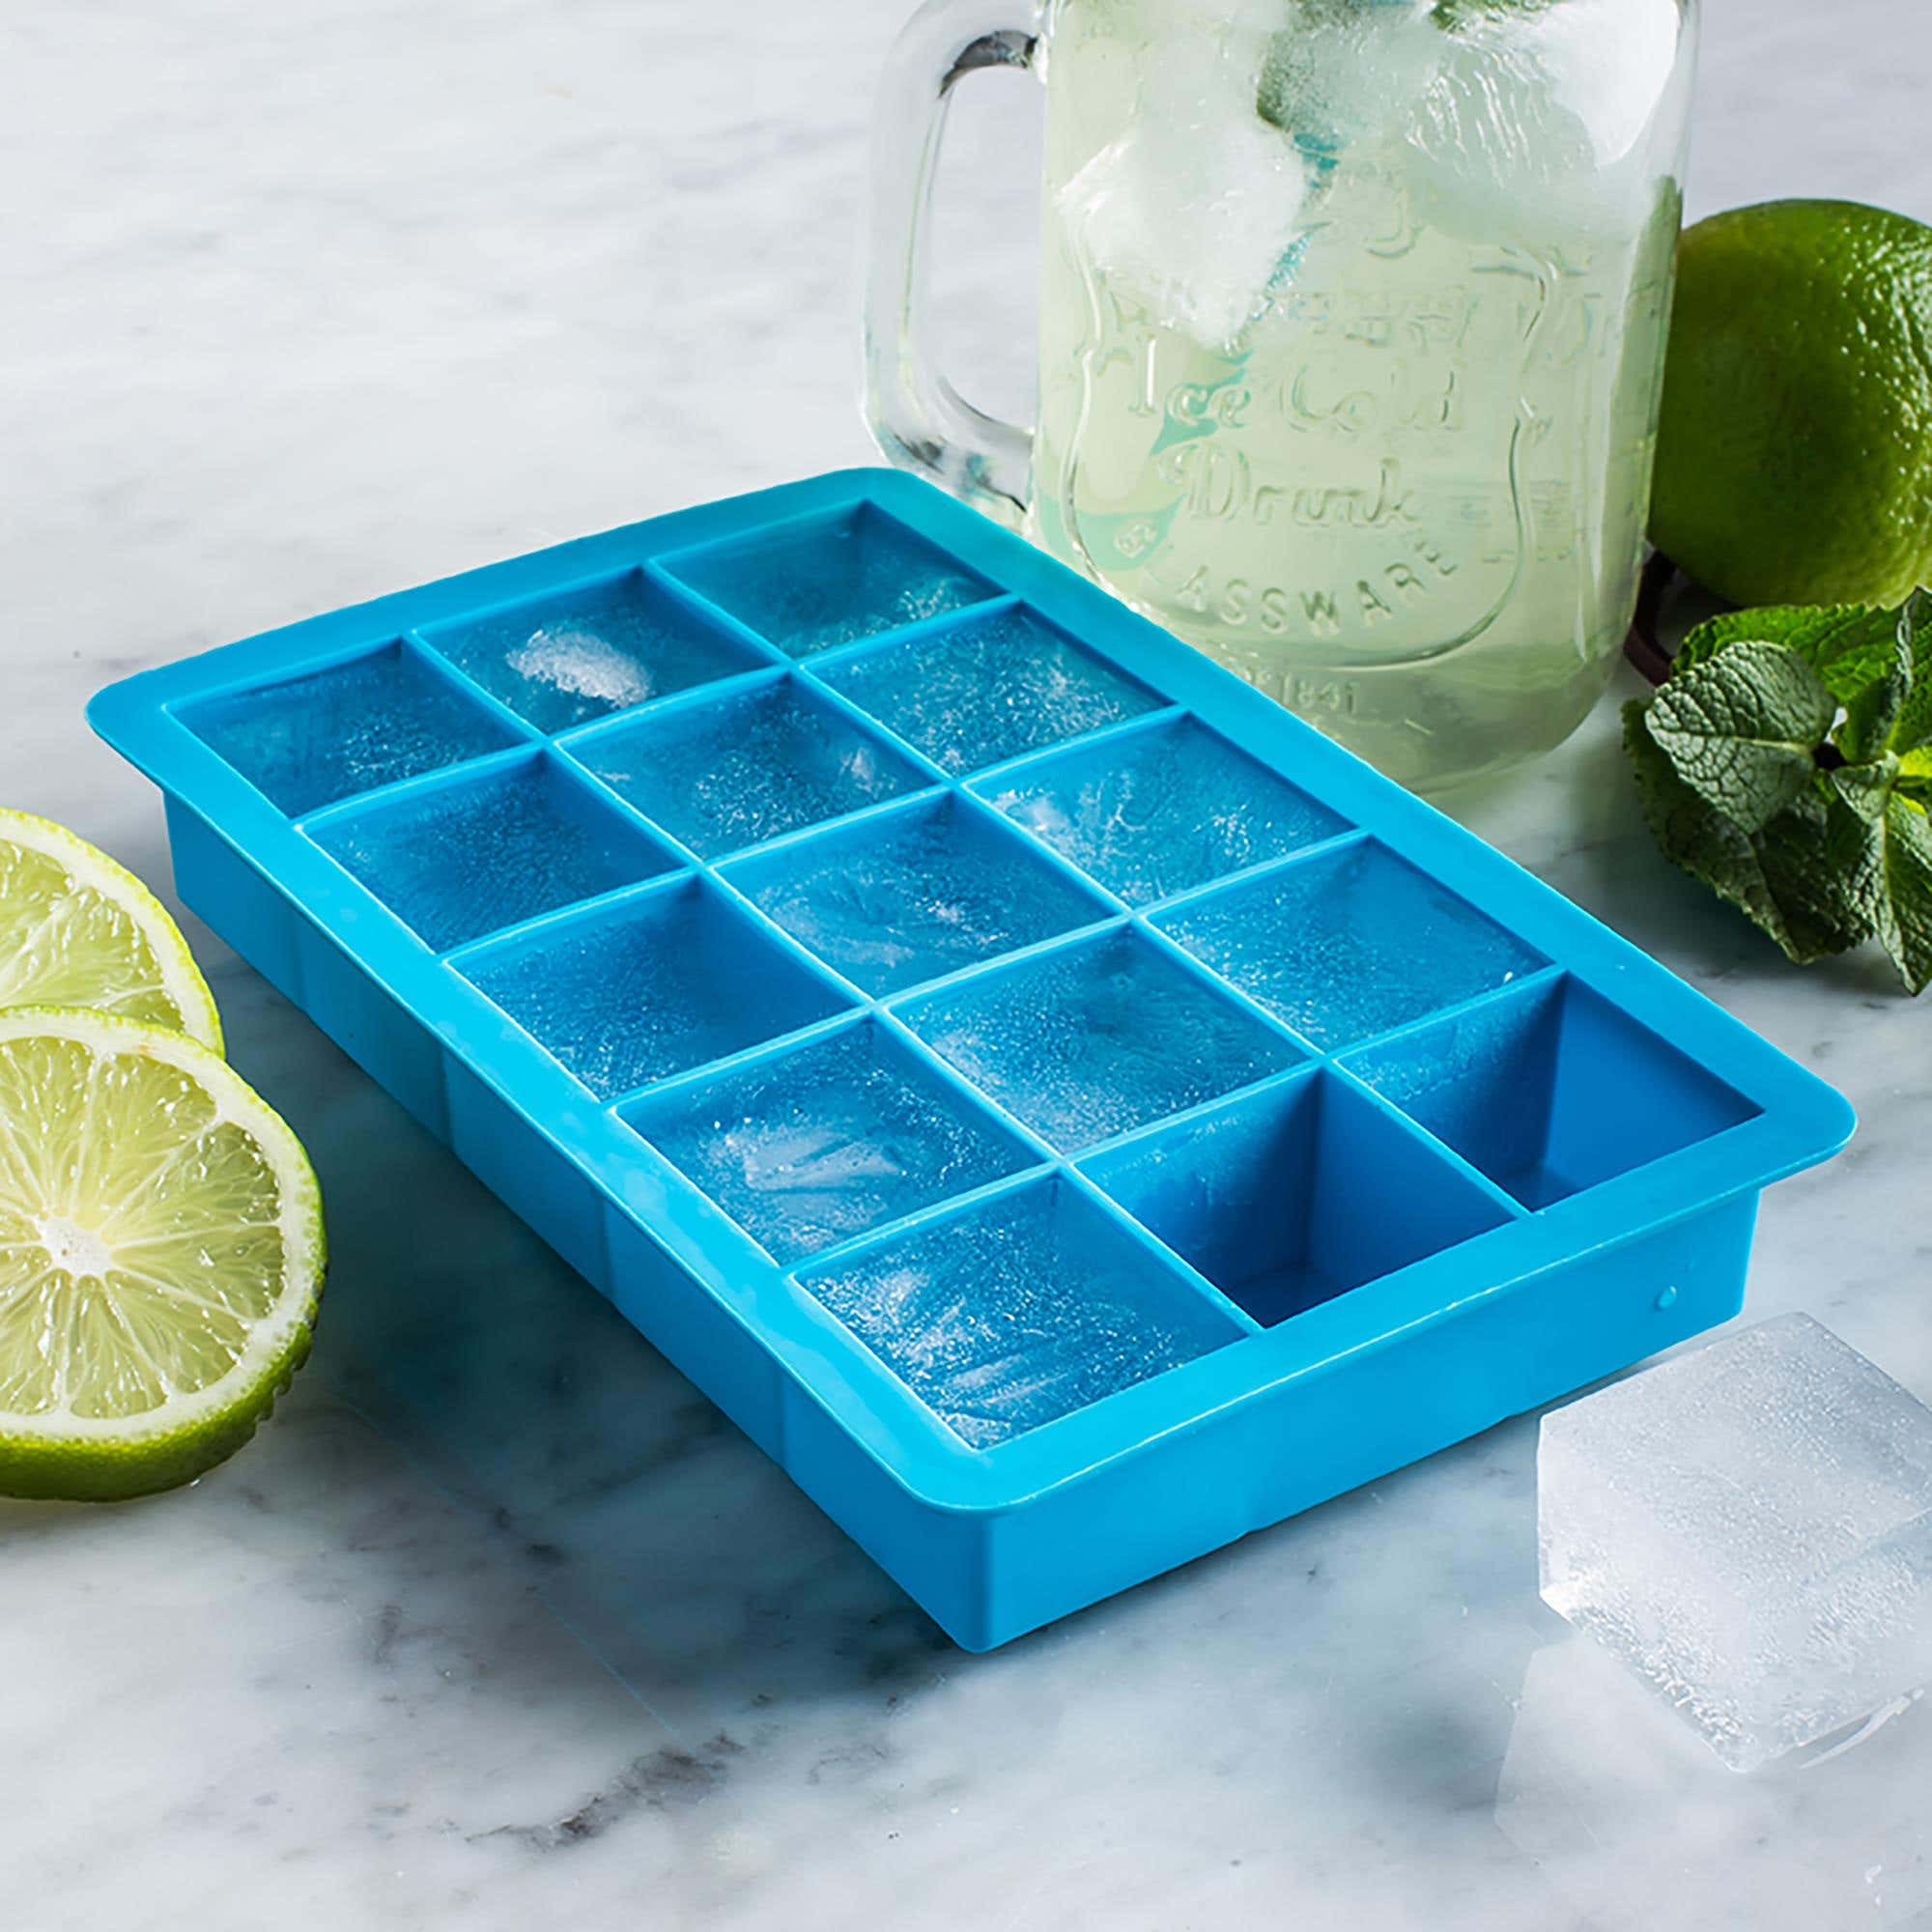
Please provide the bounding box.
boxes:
[1431,0,1559,25]
[1624,702,1870,963]
[1838,635,1912,764]
[1675,603,1897,702]
[1878,797,1932,993]
[1888,588,1932,755]
[1828,757,1900,824]
[1643,640,1836,833]
[1825,780,1932,994]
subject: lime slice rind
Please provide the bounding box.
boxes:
[0,809,223,1055]
[0,1007,324,1501]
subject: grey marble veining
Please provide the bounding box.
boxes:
[5,2,1932,1927]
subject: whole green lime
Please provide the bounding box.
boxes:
[1650,199,1932,610]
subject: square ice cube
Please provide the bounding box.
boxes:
[420,570,765,732]
[724,793,1110,997]
[573,675,929,859]
[310,754,675,952]
[625,1020,1036,1263]
[459,879,851,1098]
[663,503,998,658]
[983,716,1348,906]
[184,642,522,816]
[1158,838,1544,1050]
[1539,1314,1932,1772]
[818,606,1162,777]
[797,1178,1244,1448]
[899,927,1300,1152]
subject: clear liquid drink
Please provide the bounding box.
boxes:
[869,0,1697,791]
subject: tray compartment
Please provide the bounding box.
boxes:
[417,567,766,731]
[724,792,1113,997]
[180,640,522,815]
[1158,838,1545,1050]
[570,672,929,860]
[898,926,1303,1153]
[305,751,676,952]
[455,876,853,1099]
[817,605,1162,776]
[795,1175,1249,1449]
[1083,1071,1516,1328]
[661,501,998,657]
[1344,975,1763,1210]
[622,1017,1038,1264]
[980,714,1349,907]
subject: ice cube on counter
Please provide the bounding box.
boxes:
[1539,1314,1932,1772]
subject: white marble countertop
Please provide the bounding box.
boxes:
[5,3,1931,1926]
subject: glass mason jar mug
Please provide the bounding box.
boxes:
[867,0,1697,791]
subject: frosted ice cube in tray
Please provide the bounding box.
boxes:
[91,469,1855,1651]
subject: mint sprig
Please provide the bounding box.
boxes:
[1625,590,1932,993]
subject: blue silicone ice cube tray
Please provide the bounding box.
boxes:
[89,469,1855,1650]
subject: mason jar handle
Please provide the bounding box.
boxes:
[865,0,1039,527]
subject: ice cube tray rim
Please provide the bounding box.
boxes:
[87,467,1857,1517]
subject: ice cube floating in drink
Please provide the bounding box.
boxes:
[90,469,1853,1649]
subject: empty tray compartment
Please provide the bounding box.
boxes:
[1344,976,1763,1209]
[1084,1071,1515,1326]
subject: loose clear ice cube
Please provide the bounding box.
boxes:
[820,606,1161,777]
[627,1021,1034,1263]
[800,1179,1242,1448]
[577,676,928,859]
[1539,1314,1932,1773]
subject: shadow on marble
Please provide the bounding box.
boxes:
[1497,1634,1932,1928]
[212,964,965,1724]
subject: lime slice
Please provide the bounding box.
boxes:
[0,809,223,1053]
[0,1008,325,1500]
